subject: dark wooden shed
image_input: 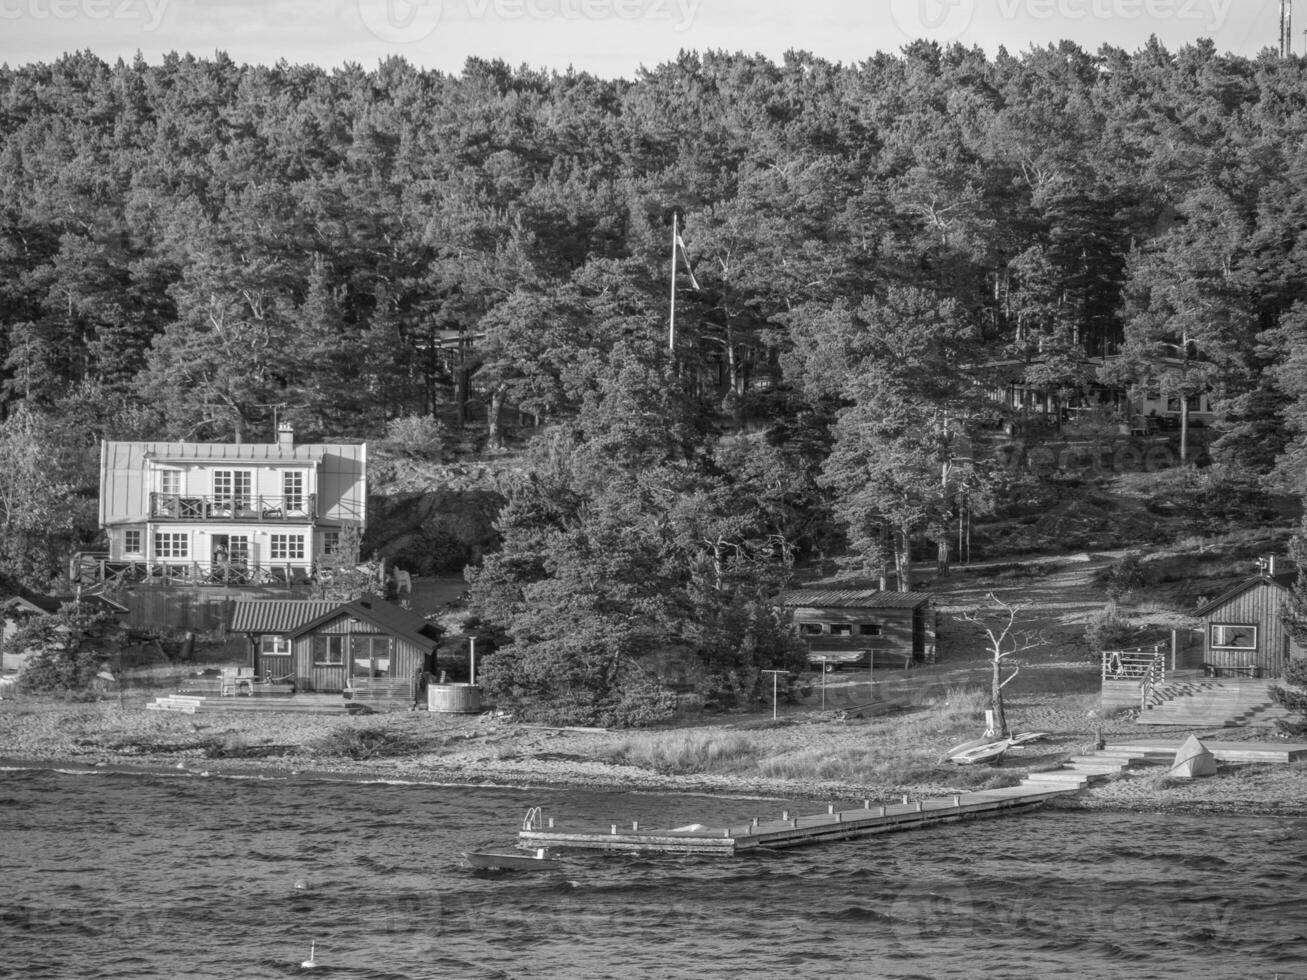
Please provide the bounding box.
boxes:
[777,589,935,668]
[230,597,440,695]
[1193,571,1304,678]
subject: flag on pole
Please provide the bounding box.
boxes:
[674,231,701,290]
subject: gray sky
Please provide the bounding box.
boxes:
[0,0,1284,75]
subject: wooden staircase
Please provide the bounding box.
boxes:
[1135,678,1285,728]
[1019,747,1151,790]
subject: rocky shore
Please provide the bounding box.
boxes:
[3,694,1304,817]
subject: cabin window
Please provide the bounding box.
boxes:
[271,534,305,561]
[313,635,345,665]
[261,635,291,656]
[859,624,882,636]
[283,471,304,512]
[123,530,142,556]
[322,531,341,555]
[153,532,189,559]
[799,623,823,636]
[829,624,853,637]
[1211,624,1256,650]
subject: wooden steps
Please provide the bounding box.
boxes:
[147,693,350,716]
[1104,739,1307,764]
[1135,679,1278,728]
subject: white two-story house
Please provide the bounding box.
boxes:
[96,424,366,586]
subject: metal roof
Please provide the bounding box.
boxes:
[287,597,441,652]
[778,589,933,609]
[99,440,367,528]
[229,600,339,634]
[1193,573,1296,618]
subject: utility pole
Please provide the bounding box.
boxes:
[1283,0,1294,57]
[761,669,787,721]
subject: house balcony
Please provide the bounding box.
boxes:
[72,553,313,589]
[149,493,317,523]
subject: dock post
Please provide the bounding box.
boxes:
[723,828,730,838]
[915,802,923,813]
[633,821,639,831]
[902,795,909,805]
[548,817,554,828]
[611,824,617,834]
[836,812,843,824]
[863,799,870,809]
[827,804,835,815]
[953,796,961,807]
[751,817,758,828]
[878,806,885,816]
[782,810,789,820]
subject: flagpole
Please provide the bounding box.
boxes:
[668,211,678,351]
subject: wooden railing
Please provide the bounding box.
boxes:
[1102,645,1167,710]
[149,493,317,522]
[71,552,311,590]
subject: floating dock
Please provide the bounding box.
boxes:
[516,739,1307,856]
[517,784,1079,856]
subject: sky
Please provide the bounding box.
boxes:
[0,0,1290,77]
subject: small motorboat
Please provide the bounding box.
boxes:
[948,740,1009,766]
[464,847,560,871]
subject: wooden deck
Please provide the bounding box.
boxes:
[1104,738,1307,764]
[517,784,1078,856]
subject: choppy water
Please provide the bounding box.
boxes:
[1,766,1306,979]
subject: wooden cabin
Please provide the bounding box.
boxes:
[1193,570,1304,678]
[777,588,935,669]
[229,597,440,695]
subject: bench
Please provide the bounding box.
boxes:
[1203,663,1260,678]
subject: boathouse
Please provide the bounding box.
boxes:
[777,588,935,669]
[229,597,440,696]
[1193,566,1304,678]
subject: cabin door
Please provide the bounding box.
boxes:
[350,635,392,688]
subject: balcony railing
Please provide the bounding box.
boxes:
[73,555,314,589]
[150,493,317,522]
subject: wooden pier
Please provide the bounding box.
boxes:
[516,738,1307,857]
[517,783,1079,856]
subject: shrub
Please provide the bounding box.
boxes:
[1104,552,1145,603]
[384,414,446,459]
[309,725,415,760]
[1083,609,1138,663]
[1284,658,1307,688]
[12,606,127,697]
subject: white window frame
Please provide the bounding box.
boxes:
[154,532,189,559]
[123,530,143,556]
[270,534,305,561]
[1211,623,1257,650]
[283,470,305,512]
[213,469,252,508]
[799,623,823,636]
[158,469,181,495]
[313,635,345,665]
[260,635,292,656]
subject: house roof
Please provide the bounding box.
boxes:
[1194,572,1297,618]
[778,589,933,609]
[99,439,366,528]
[286,597,441,652]
[1,594,128,616]
[229,600,340,634]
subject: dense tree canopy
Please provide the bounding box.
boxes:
[7,42,1307,710]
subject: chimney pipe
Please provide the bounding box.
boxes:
[277,422,294,447]
[1270,555,1277,576]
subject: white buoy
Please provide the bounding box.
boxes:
[301,941,316,968]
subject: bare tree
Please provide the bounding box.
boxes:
[957,593,1046,738]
